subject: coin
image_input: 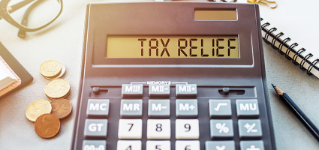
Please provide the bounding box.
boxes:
[34,114,60,139]
[51,99,72,119]
[40,60,62,78]
[25,100,52,122]
[44,78,71,99]
[44,65,66,80]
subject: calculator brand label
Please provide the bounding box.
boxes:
[147,81,171,85]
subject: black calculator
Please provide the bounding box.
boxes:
[71,2,276,150]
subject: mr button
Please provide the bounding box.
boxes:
[122,84,143,98]
[176,84,197,98]
[120,100,143,118]
[87,99,110,118]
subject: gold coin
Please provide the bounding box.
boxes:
[40,60,62,78]
[34,114,60,139]
[25,100,52,122]
[44,79,71,99]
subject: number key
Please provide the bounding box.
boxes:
[118,119,142,139]
[147,119,171,139]
[176,141,200,150]
[146,141,170,150]
[176,119,199,139]
[117,140,141,150]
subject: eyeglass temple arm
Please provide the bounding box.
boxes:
[8,0,35,13]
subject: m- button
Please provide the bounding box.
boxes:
[87,99,110,118]
[149,84,170,98]
[236,100,259,117]
[148,99,170,118]
[176,84,197,98]
[122,84,143,98]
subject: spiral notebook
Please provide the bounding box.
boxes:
[260,18,319,78]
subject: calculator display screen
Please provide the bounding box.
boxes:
[106,36,239,58]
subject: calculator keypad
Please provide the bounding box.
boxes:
[209,99,232,118]
[146,141,171,150]
[148,100,170,117]
[238,119,263,138]
[83,140,106,150]
[86,99,110,117]
[176,99,198,117]
[118,119,142,139]
[240,141,264,150]
[120,100,143,118]
[81,84,267,150]
[210,119,234,138]
[205,141,235,150]
[176,141,200,150]
[84,119,108,138]
[236,99,260,117]
[117,140,141,150]
[175,119,200,139]
[147,119,171,139]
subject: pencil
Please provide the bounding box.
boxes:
[272,84,319,142]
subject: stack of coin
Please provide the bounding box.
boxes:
[26,99,73,139]
[40,60,66,79]
[44,78,71,99]
[24,60,73,139]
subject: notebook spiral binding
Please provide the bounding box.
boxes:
[260,18,319,76]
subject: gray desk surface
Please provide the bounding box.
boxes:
[1,0,319,149]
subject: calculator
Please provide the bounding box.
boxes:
[71,2,276,150]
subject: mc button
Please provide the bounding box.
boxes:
[87,99,109,118]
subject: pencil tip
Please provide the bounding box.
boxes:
[271,84,276,88]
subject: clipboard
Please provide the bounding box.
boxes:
[0,42,33,97]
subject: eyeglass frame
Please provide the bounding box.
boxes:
[0,0,63,32]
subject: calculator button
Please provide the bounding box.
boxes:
[83,140,106,150]
[210,119,234,139]
[236,100,259,117]
[176,141,200,150]
[120,100,143,118]
[238,119,262,138]
[117,140,141,150]
[147,119,171,139]
[148,99,170,118]
[209,99,232,118]
[240,141,264,150]
[176,119,199,139]
[122,84,143,98]
[118,119,142,139]
[176,99,198,117]
[84,119,108,138]
[149,84,170,98]
[146,141,170,150]
[176,84,197,97]
[86,99,110,118]
[205,141,235,150]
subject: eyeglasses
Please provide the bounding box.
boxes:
[0,0,63,38]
